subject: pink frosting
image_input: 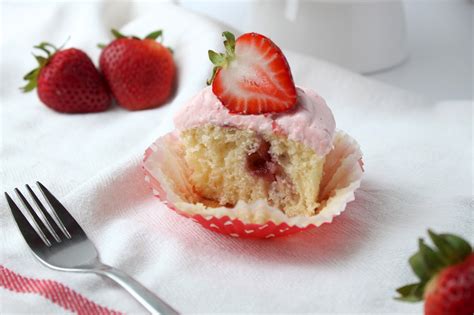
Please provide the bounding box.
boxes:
[174,86,336,156]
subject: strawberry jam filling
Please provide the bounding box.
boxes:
[246,139,281,181]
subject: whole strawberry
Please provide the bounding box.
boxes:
[99,29,176,111]
[22,42,111,113]
[396,229,474,315]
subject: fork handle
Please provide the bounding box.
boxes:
[95,265,179,315]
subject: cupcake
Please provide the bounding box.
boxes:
[143,32,363,238]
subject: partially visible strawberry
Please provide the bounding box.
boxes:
[99,29,176,111]
[207,32,297,115]
[22,42,111,113]
[396,229,474,315]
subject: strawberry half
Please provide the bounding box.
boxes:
[207,32,297,115]
[396,229,474,315]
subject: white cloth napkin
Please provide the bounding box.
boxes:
[1,1,472,314]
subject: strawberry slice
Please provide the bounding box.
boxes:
[207,32,297,115]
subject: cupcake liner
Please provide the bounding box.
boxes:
[143,130,363,239]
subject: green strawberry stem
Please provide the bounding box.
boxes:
[21,42,58,92]
[207,31,236,85]
[395,229,473,302]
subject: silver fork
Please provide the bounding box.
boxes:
[5,181,179,315]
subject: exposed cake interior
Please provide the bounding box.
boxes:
[180,125,325,217]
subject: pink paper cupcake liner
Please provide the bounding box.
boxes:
[143,130,363,239]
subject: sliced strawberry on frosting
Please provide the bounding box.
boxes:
[207,32,297,115]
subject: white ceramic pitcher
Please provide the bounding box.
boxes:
[248,0,408,73]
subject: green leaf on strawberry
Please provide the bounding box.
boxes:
[207,32,236,86]
[409,251,432,282]
[222,31,235,57]
[21,43,57,92]
[110,28,163,41]
[428,229,472,265]
[145,30,163,41]
[111,29,126,39]
[395,283,424,302]
[396,229,474,315]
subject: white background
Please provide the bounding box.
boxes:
[179,0,473,102]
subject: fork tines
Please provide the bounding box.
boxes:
[5,182,71,247]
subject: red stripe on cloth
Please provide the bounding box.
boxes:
[0,265,123,315]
